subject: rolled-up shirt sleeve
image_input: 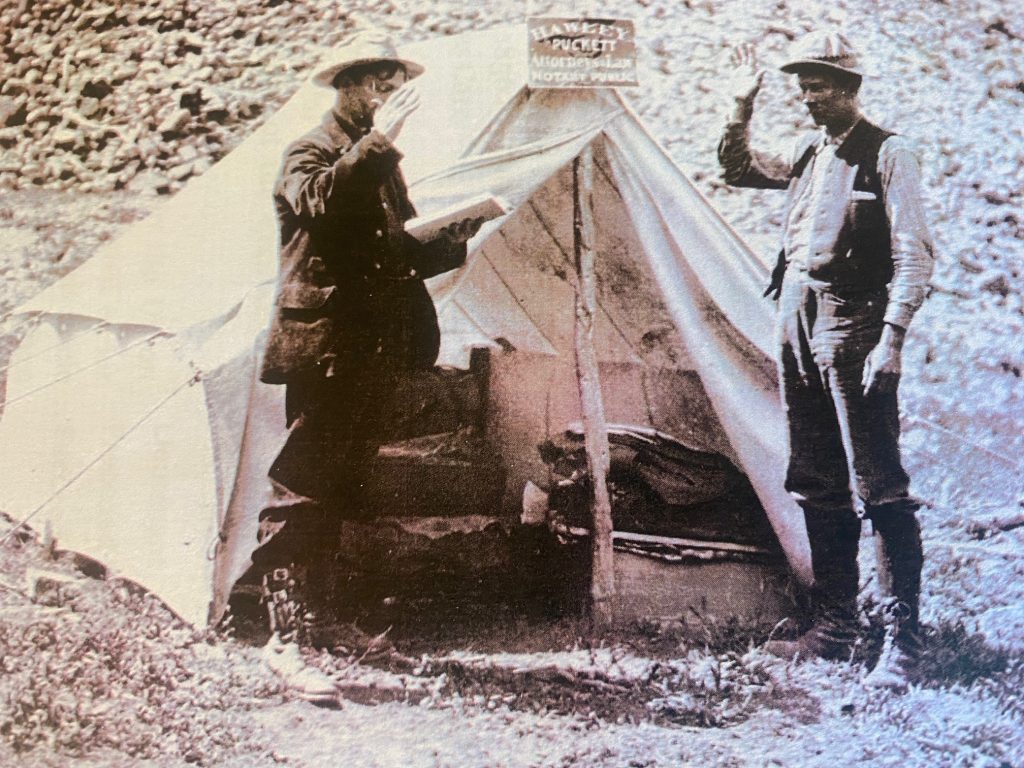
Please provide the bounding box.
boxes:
[717,115,794,190]
[878,136,935,329]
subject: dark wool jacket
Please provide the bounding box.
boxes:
[260,109,466,384]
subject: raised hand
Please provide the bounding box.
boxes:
[372,82,421,142]
[729,43,766,119]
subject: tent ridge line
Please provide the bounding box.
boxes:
[408,108,624,192]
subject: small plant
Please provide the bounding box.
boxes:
[915,622,1011,687]
[645,644,780,728]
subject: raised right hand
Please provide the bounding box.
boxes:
[372,82,421,142]
[729,43,766,119]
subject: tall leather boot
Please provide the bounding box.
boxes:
[262,566,312,644]
[865,506,924,690]
[764,509,861,661]
[260,566,340,707]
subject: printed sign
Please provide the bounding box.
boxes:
[528,18,638,89]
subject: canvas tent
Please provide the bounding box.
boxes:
[0,26,811,627]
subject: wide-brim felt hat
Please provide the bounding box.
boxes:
[313,30,424,88]
[779,31,864,78]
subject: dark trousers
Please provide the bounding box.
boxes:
[251,363,397,574]
[777,274,920,614]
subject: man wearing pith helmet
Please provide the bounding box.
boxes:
[254,30,481,704]
[718,31,935,690]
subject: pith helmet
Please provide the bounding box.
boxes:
[780,31,863,78]
[312,30,425,89]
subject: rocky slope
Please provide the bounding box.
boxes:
[0,0,496,195]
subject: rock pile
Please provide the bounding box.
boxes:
[0,0,501,195]
[0,0,360,194]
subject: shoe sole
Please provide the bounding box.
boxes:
[295,690,343,708]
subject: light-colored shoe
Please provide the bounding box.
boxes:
[864,598,920,692]
[864,633,918,692]
[262,634,341,707]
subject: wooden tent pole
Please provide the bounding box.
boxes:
[572,145,615,629]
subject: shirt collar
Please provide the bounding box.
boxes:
[820,117,862,148]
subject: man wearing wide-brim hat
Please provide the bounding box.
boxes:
[254,30,481,705]
[717,31,935,691]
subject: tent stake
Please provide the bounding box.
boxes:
[572,146,615,629]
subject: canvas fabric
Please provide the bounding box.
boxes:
[0,27,812,626]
